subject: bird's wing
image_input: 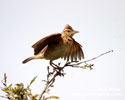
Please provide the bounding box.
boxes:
[64,39,84,61]
[32,33,61,55]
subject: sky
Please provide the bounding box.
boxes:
[0,0,125,100]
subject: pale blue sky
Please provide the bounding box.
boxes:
[0,0,125,100]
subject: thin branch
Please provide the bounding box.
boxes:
[1,73,7,87]
[82,50,114,63]
[39,71,57,100]
[64,50,114,67]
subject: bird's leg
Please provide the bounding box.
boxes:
[51,62,59,68]
[51,62,64,71]
[50,61,58,71]
[50,61,65,76]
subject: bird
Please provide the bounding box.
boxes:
[22,24,84,69]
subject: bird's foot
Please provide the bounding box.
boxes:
[56,66,64,72]
[51,63,63,71]
[56,71,66,77]
[50,62,66,76]
[57,66,65,76]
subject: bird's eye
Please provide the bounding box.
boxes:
[67,30,71,32]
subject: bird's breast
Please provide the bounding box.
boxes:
[62,36,73,45]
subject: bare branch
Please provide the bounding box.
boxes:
[82,50,114,63]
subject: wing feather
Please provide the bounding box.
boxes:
[66,52,70,61]
[32,33,61,55]
[64,39,84,61]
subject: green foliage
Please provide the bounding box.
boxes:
[1,74,39,100]
[29,76,37,86]
[73,63,94,70]
[44,96,59,100]
[1,74,59,100]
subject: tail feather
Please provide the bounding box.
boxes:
[22,56,34,64]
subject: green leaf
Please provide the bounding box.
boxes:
[44,96,59,100]
[29,76,37,85]
[8,84,12,89]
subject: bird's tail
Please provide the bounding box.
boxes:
[22,56,35,64]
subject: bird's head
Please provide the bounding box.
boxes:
[62,24,79,37]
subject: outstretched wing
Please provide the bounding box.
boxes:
[32,33,61,55]
[64,39,84,61]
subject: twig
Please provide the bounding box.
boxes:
[82,50,114,63]
[64,50,114,67]
[39,70,57,100]
[1,73,7,87]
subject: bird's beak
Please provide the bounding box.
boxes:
[74,30,79,34]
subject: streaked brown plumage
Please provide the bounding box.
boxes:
[22,24,84,68]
